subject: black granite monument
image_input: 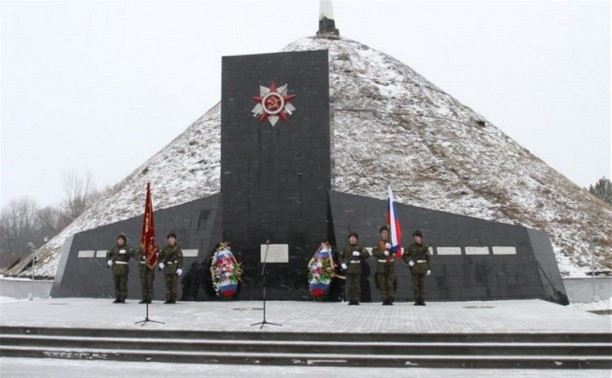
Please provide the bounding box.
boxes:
[51,49,568,305]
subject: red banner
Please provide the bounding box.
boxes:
[140,182,158,269]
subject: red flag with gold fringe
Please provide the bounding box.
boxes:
[140,182,158,270]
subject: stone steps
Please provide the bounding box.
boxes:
[1,326,610,369]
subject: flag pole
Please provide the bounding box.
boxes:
[136,183,164,327]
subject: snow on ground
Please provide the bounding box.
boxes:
[1,357,609,378]
[7,36,611,280]
[0,296,28,304]
[569,298,612,313]
[1,299,609,334]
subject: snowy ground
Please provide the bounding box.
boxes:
[0,298,609,334]
[568,298,612,314]
[0,357,610,378]
[1,299,610,377]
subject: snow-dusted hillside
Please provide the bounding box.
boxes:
[9,36,611,278]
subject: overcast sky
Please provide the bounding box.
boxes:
[1,0,610,208]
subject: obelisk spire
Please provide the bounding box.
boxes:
[316,0,340,38]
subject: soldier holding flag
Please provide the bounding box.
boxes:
[137,182,158,304]
[133,247,155,304]
[372,225,396,305]
[372,186,403,305]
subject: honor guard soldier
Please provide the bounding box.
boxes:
[403,230,432,306]
[158,232,184,304]
[372,225,396,305]
[339,232,370,305]
[106,233,131,303]
[133,247,155,304]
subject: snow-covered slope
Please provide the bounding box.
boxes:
[10,36,611,278]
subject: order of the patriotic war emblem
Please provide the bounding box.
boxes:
[251,82,296,127]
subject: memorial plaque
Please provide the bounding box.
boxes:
[260,244,289,263]
[77,250,95,258]
[465,246,490,255]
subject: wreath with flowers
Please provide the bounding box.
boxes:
[307,243,336,298]
[210,243,243,298]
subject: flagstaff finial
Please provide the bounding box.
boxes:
[317,0,340,38]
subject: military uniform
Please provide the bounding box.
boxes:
[132,247,155,303]
[106,241,131,303]
[339,243,369,304]
[404,242,432,305]
[372,240,396,304]
[158,244,183,303]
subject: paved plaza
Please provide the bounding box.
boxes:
[1,298,609,334]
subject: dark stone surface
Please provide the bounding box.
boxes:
[329,191,567,304]
[50,195,221,300]
[51,48,567,305]
[317,17,340,38]
[221,50,331,300]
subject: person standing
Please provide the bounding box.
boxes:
[339,232,369,305]
[132,246,156,304]
[158,232,184,304]
[403,230,432,306]
[371,225,396,305]
[106,233,131,303]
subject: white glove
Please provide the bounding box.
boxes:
[385,243,391,250]
[159,262,165,270]
[352,251,360,257]
[176,269,183,276]
[409,260,415,267]
[341,263,348,270]
[427,270,431,276]
[107,260,113,267]
[383,250,389,256]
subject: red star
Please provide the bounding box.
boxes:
[251,82,296,126]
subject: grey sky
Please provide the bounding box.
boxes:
[1,0,610,208]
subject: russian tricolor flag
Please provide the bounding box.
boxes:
[386,185,402,259]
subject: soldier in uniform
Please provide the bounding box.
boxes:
[106,233,131,303]
[371,225,396,305]
[403,230,432,306]
[158,232,184,304]
[132,246,155,304]
[338,232,370,305]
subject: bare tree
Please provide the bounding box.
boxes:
[61,170,97,222]
[0,198,41,270]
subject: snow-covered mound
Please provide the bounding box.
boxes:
[9,36,611,278]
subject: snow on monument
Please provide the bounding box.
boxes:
[6,6,610,303]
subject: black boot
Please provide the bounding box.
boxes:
[139,300,146,304]
[113,298,121,303]
[382,300,388,305]
[388,299,394,306]
[164,300,171,304]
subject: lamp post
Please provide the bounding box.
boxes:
[26,242,36,300]
[589,238,599,302]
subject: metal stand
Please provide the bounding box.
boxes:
[251,240,282,329]
[135,268,164,327]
